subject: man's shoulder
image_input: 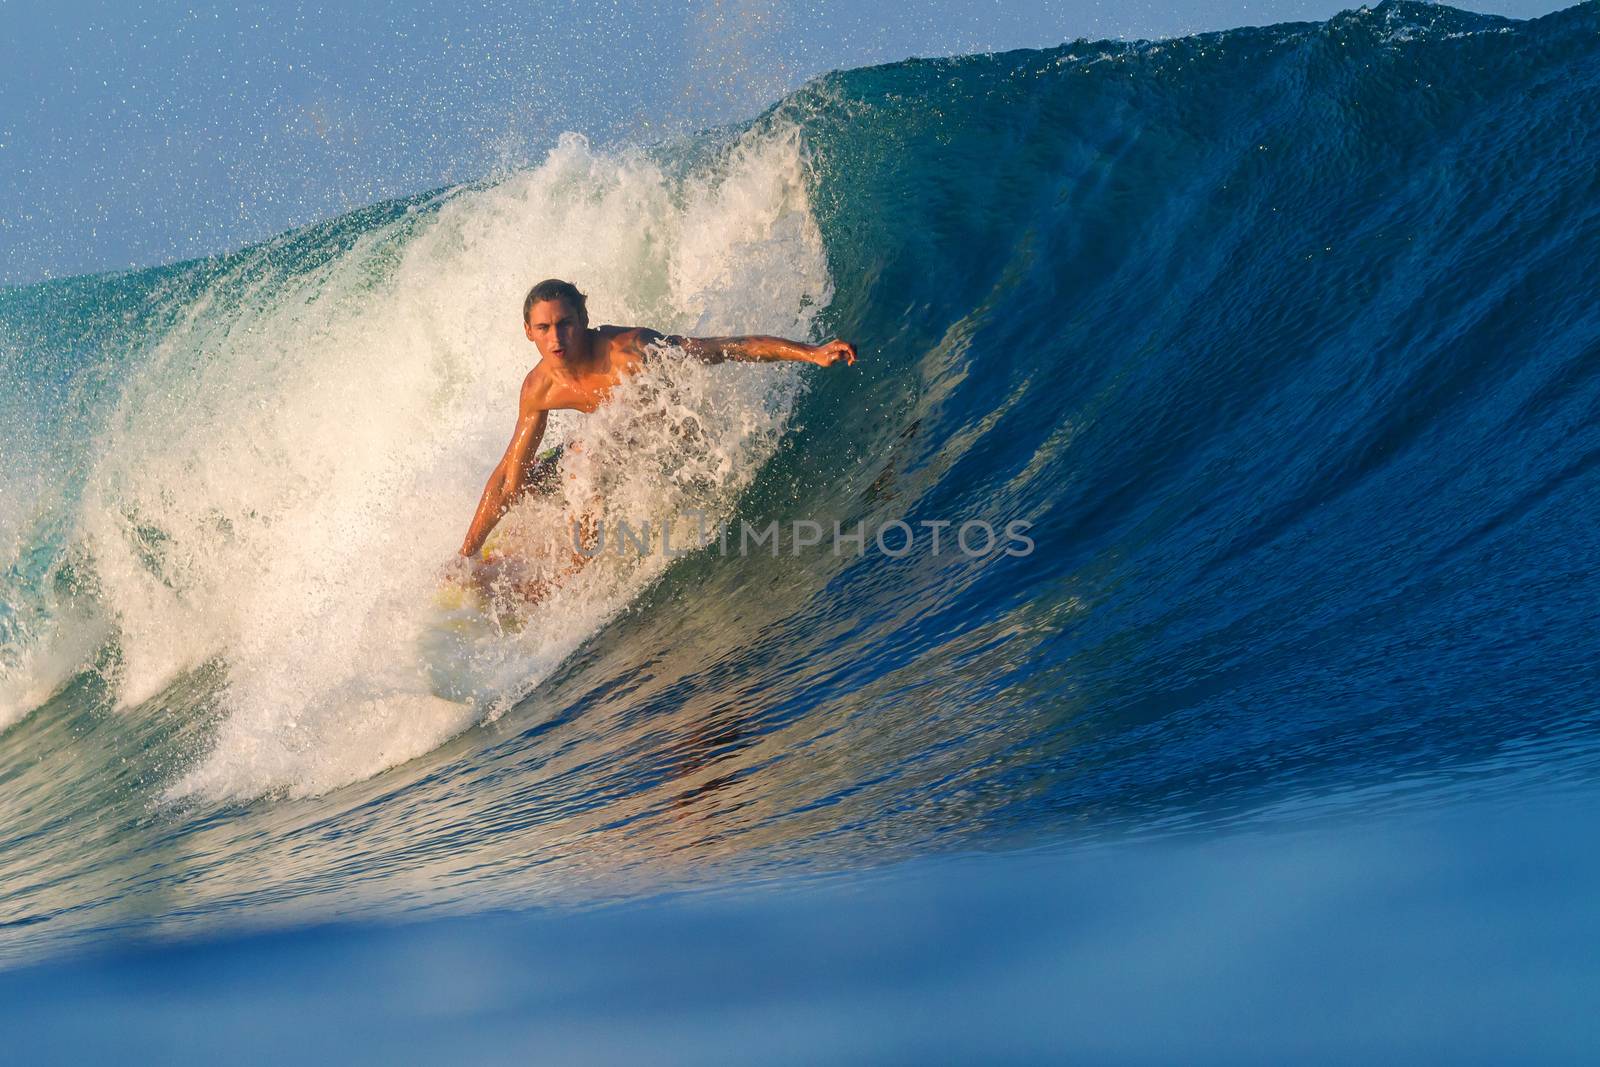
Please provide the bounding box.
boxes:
[519,364,554,406]
[598,324,666,353]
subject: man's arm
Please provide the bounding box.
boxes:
[632,329,857,367]
[459,372,551,559]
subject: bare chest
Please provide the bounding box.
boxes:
[544,346,644,414]
[544,373,616,414]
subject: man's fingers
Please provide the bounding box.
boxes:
[813,340,857,366]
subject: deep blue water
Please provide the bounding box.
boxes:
[2,1,1599,1055]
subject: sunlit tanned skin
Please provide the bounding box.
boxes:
[458,281,857,564]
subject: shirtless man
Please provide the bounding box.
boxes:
[458,278,857,566]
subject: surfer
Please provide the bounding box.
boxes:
[456,278,857,574]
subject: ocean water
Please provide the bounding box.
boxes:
[3,1,1600,1054]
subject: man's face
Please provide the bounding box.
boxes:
[524,298,587,362]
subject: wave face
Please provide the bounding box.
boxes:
[3,1,1600,956]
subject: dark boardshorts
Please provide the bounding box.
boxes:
[526,445,566,496]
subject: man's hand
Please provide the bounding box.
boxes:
[808,339,857,367]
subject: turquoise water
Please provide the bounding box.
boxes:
[3,2,1600,1053]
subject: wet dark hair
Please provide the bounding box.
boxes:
[523,278,588,324]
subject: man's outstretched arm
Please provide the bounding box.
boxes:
[459,373,550,559]
[636,329,857,367]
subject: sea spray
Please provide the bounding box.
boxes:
[2,2,1599,965]
[2,124,830,799]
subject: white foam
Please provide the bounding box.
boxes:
[48,123,829,798]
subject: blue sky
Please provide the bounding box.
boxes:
[0,0,1567,285]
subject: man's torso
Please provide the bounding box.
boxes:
[535,325,650,413]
